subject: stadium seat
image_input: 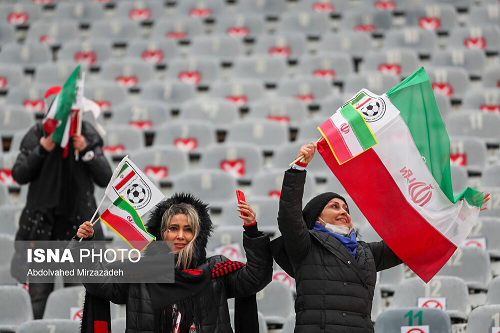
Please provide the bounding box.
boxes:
[113,0,165,23]
[125,38,178,67]
[374,307,452,333]
[294,118,323,142]
[189,36,243,64]
[212,15,266,39]
[378,265,405,295]
[5,86,47,114]
[16,319,80,333]
[26,21,80,48]
[0,43,51,71]
[435,246,492,292]
[209,80,265,107]
[297,53,354,84]
[318,32,373,60]
[179,98,238,130]
[102,126,145,158]
[100,59,155,90]
[253,35,308,62]
[0,106,35,136]
[446,111,500,146]
[174,0,227,19]
[479,188,500,218]
[165,58,220,87]
[281,314,295,333]
[391,276,471,321]
[206,225,245,258]
[250,169,318,203]
[448,26,500,55]
[316,95,346,119]
[276,12,329,38]
[111,317,126,333]
[468,4,500,27]
[0,22,15,45]
[33,63,87,90]
[0,233,14,267]
[383,28,438,57]
[343,73,400,95]
[247,97,308,128]
[172,170,237,208]
[340,8,393,34]
[153,121,215,152]
[360,49,420,78]
[482,164,500,188]
[435,92,451,120]
[109,101,170,130]
[219,197,278,234]
[430,49,486,79]
[296,0,347,16]
[466,217,500,259]
[404,4,457,34]
[234,0,287,19]
[84,82,128,114]
[58,40,113,68]
[485,276,500,305]
[200,142,263,181]
[0,3,41,27]
[0,205,22,236]
[53,2,105,26]
[483,65,500,89]
[449,136,487,175]
[426,0,472,11]
[277,77,333,103]
[257,280,295,327]
[450,165,468,194]
[128,146,189,183]
[141,81,197,111]
[43,286,89,320]
[88,20,140,46]
[372,283,384,322]
[0,285,33,332]
[465,305,500,333]
[231,57,287,85]
[324,173,346,194]
[462,88,500,113]
[426,66,469,102]
[8,131,24,154]
[151,17,204,42]
[225,119,288,154]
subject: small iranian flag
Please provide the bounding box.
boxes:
[105,156,164,217]
[318,103,377,165]
[100,197,155,252]
[317,67,484,282]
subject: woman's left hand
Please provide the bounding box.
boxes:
[237,201,256,225]
[481,192,491,211]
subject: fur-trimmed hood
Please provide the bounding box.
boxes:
[145,192,214,267]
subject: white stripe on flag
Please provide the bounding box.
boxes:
[330,112,364,157]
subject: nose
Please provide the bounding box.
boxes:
[176,229,185,240]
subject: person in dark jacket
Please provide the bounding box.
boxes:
[10,120,112,319]
[73,192,273,333]
[271,142,403,333]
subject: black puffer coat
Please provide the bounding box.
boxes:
[77,193,273,333]
[273,169,402,333]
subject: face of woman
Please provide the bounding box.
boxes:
[163,214,194,253]
[318,198,352,229]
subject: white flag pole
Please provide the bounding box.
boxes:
[79,193,106,242]
[75,71,85,161]
[288,137,322,167]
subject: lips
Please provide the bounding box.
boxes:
[175,243,186,249]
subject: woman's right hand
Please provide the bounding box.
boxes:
[77,221,94,239]
[297,141,317,164]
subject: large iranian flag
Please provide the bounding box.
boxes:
[317,67,484,282]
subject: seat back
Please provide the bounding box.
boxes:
[0,286,33,328]
[16,319,80,333]
[43,286,86,319]
[256,280,295,324]
[375,307,452,333]
[465,305,500,333]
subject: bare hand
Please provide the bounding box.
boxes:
[297,142,317,164]
[77,221,94,239]
[39,135,56,152]
[480,192,491,211]
[72,134,87,151]
[237,201,257,225]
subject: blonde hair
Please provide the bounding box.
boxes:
[160,203,200,270]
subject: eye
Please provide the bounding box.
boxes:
[168,226,178,231]
[185,227,193,233]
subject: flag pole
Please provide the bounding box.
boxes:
[288,137,322,167]
[79,193,106,242]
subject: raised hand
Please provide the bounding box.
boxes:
[77,221,94,239]
[237,201,257,225]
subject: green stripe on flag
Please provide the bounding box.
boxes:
[351,92,366,105]
[51,65,80,144]
[118,163,129,176]
[113,197,153,235]
[340,103,378,151]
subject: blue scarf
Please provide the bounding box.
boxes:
[313,222,358,258]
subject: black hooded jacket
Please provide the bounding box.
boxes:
[72,193,273,333]
[271,169,402,333]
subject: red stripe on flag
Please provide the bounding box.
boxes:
[319,118,352,164]
[101,210,149,250]
[317,140,456,282]
[115,169,135,191]
[356,97,371,109]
